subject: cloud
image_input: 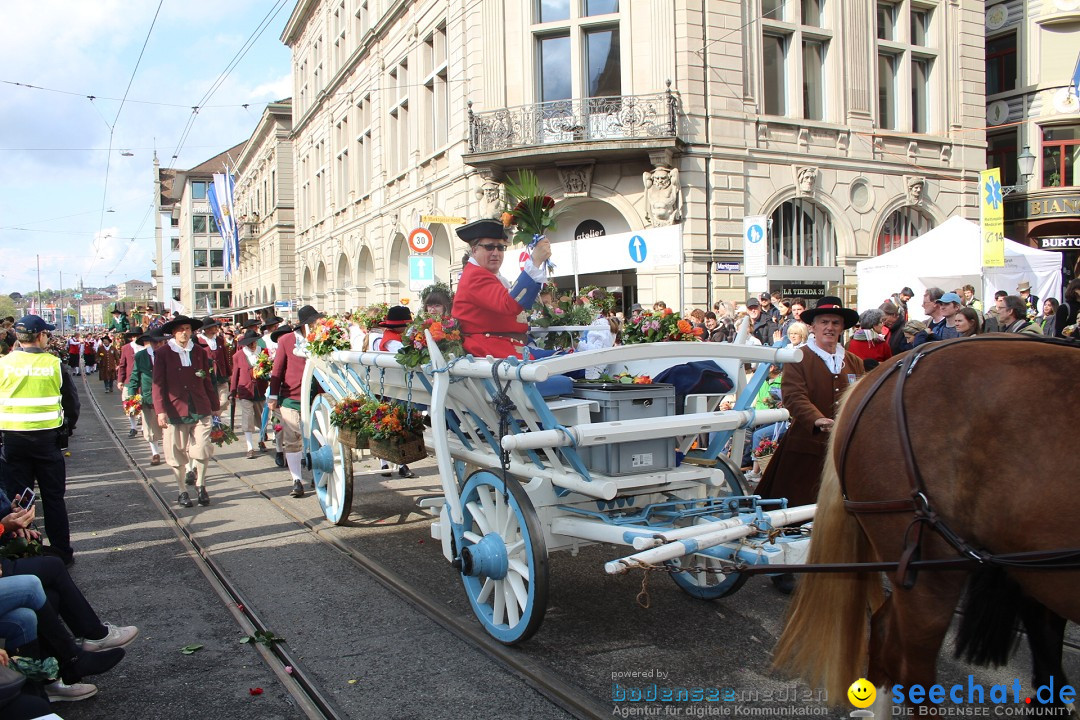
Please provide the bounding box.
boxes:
[248,73,292,102]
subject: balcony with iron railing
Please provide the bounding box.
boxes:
[465,84,683,168]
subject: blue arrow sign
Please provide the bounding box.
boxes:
[409,255,434,290]
[628,235,647,264]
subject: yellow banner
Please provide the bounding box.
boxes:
[980,168,1005,268]
[421,215,466,225]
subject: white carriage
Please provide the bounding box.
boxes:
[299,334,813,644]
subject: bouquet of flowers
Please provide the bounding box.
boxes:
[579,285,618,315]
[330,396,376,432]
[305,316,351,357]
[367,400,425,441]
[354,303,389,331]
[622,309,704,344]
[752,437,780,459]
[529,292,599,350]
[501,170,566,271]
[395,313,464,369]
[209,422,239,447]
[123,394,142,417]
[251,350,273,380]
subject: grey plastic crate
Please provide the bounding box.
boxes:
[571,384,676,476]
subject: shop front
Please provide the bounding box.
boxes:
[1006,190,1080,284]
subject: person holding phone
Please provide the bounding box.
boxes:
[0,316,80,566]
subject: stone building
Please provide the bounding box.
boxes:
[280,0,988,313]
[152,154,182,305]
[231,100,298,318]
[988,0,1080,283]
[116,278,154,301]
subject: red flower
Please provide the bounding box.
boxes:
[249,688,263,696]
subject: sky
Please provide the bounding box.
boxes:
[0,0,294,296]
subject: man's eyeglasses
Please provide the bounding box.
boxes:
[477,243,508,252]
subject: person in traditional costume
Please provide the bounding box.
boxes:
[268,308,322,498]
[95,333,120,393]
[152,316,220,508]
[106,309,129,334]
[258,316,285,464]
[196,318,231,413]
[370,307,417,479]
[230,330,268,459]
[127,329,170,465]
[66,335,82,376]
[115,330,142,437]
[451,218,549,359]
[81,336,96,375]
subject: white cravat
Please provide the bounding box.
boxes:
[806,336,846,374]
[168,338,194,367]
[147,346,156,364]
[203,335,218,351]
[243,346,258,365]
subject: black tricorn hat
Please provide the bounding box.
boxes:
[161,315,203,334]
[379,305,412,328]
[800,296,860,330]
[270,324,295,342]
[236,329,262,348]
[456,218,508,244]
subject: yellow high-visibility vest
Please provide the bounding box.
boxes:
[0,351,63,431]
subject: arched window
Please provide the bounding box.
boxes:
[768,198,836,266]
[877,207,933,255]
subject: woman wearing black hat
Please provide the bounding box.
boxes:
[753,297,865,594]
[451,218,551,358]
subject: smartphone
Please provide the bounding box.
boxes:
[17,488,35,510]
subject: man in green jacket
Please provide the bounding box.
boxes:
[107,309,130,334]
[126,329,170,466]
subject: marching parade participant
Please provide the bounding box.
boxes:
[106,308,129,334]
[268,306,322,498]
[151,315,221,508]
[126,329,170,466]
[230,330,268,460]
[371,306,417,479]
[0,316,81,565]
[95,332,120,394]
[115,329,142,438]
[451,218,550,359]
[81,336,96,375]
[258,316,285,464]
[196,317,231,413]
[65,333,83,376]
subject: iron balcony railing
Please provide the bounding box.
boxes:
[468,86,680,154]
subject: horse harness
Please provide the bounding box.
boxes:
[831,334,1080,587]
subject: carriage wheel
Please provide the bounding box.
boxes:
[307,394,354,525]
[712,454,750,497]
[666,553,748,600]
[458,471,548,645]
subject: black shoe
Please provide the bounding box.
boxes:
[185,469,196,486]
[40,544,75,567]
[63,647,125,684]
[290,479,305,498]
[258,441,267,452]
[127,428,138,438]
[380,465,392,478]
[771,573,796,595]
[177,492,193,508]
[275,452,285,468]
[398,466,417,479]
[197,487,210,506]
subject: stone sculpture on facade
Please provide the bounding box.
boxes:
[794,166,818,196]
[905,176,925,205]
[642,166,682,227]
[557,164,593,197]
[475,178,504,219]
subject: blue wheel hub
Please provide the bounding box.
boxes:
[310,443,335,476]
[461,533,508,579]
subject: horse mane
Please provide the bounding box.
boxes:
[772,384,885,704]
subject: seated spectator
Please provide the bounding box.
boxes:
[880,301,906,355]
[746,297,777,346]
[900,320,927,351]
[1055,279,1080,339]
[932,291,963,340]
[984,290,1008,333]
[847,309,893,363]
[999,295,1043,335]
[786,321,809,347]
[702,311,734,343]
[953,307,983,337]
[1039,298,1059,336]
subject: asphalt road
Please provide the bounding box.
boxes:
[45,374,1080,719]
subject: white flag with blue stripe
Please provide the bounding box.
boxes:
[209,172,241,279]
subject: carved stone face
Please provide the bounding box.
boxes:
[907,181,924,203]
[798,168,817,193]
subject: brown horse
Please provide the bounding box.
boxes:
[773,336,1080,707]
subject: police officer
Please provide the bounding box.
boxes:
[0,315,81,565]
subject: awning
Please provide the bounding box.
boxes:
[216,303,274,317]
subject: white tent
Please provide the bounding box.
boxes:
[856,216,1062,315]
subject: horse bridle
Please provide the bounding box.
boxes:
[832,334,1080,587]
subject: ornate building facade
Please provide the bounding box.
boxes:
[280,0,988,312]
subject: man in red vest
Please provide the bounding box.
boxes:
[269,305,323,498]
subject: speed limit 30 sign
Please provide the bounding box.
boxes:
[408,228,433,254]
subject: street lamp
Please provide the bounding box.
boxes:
[1001,146,1037,196]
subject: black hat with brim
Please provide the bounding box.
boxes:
[379,305,412,328]
[200,317,221,330]
[260,315,284,331]
[137,329,171,346]
[123,330,141,340]
[241,318,262,329]
[161,315,203,334]
[237,330,262,348]
[456,218,508,244]
[297,305,324,327]
[800,296,860,330]
[270,324,295,342]
[112,309,126,316]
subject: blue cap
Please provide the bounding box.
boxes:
[13,315,55,334]
[938,292,963,305]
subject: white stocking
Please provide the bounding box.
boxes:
[285,451,303,482]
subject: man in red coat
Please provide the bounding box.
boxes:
[115,330,141,437]
[152,316,221,508]
[230,330,269,459]
[451,218,550,358]
[196,318,231,414]
[269,305,323,498]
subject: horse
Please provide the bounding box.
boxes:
[772,335,1080,710]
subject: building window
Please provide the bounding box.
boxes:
[195,292,214,309]
[986,32,1017,96]
[388,60,409,175]
[193,250,208,268]
[332,1,346,71]
[877,207,933,255]
[218,291,232,309]
[987,130,1018,187]
[170,217,179,227]
[170,237,180,251]
[355,94,372,195]
[191,181,208,200]
[768,198,836,266]
[1042,125,1080,188]
[533,1,623,103]
[423,24,449,153]
[762,0,784,20]
[192,215,208,234]
[210,250,224,268]
[354,0,368,38]
[761,0,832,121]
[172,288,182,301]
[876,1,938,133]
[171,261,180,276]
[335,117,350,207]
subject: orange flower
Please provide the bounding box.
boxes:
[501,211,514,228]
[677,319,692,334]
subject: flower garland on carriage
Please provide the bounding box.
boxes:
[622,308,703,344]
[394,312,465,369]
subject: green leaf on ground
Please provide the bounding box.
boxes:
[240,630,284,647]
[180,644,203,655]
